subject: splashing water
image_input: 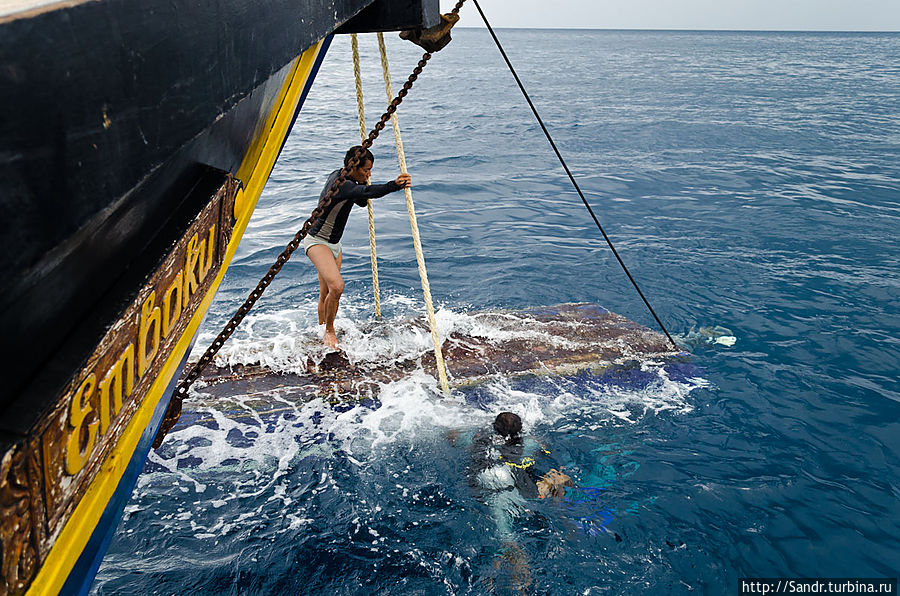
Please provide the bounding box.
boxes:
[99,291,705,594]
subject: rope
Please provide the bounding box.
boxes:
[471,0,678,350]
[377,31,450,395]
[351,34,367,141]
[351,33,382,318]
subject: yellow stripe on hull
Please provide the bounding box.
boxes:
[27,39,326,596]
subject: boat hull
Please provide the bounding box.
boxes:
[0,0,440,592]
[0,40,332,596]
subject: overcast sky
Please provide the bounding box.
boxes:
[443,0,900,32]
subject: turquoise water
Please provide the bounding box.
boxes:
[94,30,900,593]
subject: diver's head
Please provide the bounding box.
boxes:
[493,412,522,440]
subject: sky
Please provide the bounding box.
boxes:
[442,0,900,32]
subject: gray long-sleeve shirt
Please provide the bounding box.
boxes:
[308,169,401,243]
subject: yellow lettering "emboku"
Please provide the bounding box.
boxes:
[63,221,219,475]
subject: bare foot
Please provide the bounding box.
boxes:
[323,330,341,351]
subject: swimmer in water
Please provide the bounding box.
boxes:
[478,412,573,500]
[458,412,573,593]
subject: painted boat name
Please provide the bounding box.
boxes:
[64,224,217,475]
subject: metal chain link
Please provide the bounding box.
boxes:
[152,44,447,447]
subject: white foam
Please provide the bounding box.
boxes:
[204,294,609,375]
[181,296,706,458]
[154,354,701,487]
[142,295,706,537]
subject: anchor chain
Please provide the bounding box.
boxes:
[152,49,443,449]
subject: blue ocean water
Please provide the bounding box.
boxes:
[94,29,900,594]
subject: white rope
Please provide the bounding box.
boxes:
[377,32,450,395]
[351,33,382,318]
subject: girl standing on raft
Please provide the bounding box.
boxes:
[304,146,410,350]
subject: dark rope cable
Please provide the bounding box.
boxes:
[471,0,678,350]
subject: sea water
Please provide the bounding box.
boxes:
[93,29,900,594]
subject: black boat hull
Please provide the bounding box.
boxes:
[0,0,439,592]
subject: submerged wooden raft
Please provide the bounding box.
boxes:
[187,304,684,410]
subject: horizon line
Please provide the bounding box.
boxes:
[454,25,900,34]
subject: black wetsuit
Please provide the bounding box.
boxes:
[308,169,401,243]
[468,433,541,500]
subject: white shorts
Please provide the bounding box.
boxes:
[303,235,342,260]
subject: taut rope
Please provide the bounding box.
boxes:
[377,31,450,395]
[351,33,383,318]
[471,0,678,350]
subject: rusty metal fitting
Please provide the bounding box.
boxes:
[399,12,460,53]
